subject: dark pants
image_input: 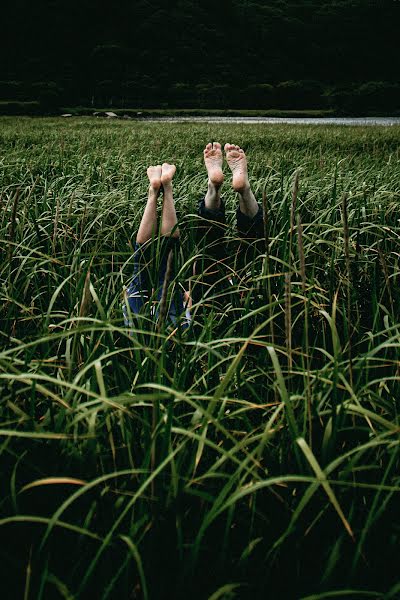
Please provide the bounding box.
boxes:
[192,198,265,306]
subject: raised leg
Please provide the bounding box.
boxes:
[224,143,259,218]
[160,163,179,238]
[225,143,264,271]
[125,163,187,327]
[204,142,224,210]
[136,165,162,244]
[192,143,229,305]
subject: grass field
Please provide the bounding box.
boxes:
[1,117,400,599]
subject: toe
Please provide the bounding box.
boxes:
[213,141,221,150]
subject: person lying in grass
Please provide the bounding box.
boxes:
[194,142,264,308]
[122,161,190,330]
[123,143,264,329]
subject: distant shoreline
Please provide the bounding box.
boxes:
[1,103,400,119]
[136,116,400,126]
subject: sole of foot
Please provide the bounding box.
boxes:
[224,144,249,192]
[161,163,176,186]
[147,165,162,191]
[204,142,224,187]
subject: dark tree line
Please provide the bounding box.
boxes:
[1,0,399,112]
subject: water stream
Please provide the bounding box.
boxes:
[140,116,400,126]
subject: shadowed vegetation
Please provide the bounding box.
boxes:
[1,1,399,114]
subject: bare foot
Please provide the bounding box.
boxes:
[147,165,162,191]
[225,144,249,192]
[204,142,224,187]
[161,163,176,186]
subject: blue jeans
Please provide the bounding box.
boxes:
[123,236,186,327]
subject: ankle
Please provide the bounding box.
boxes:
[205,199,221,211]
[208,178,223,192]
[204,185,221,210]
[161,181,173,193]
[239,198,259,219]
[234,181,250,195]
[148,185,159,199]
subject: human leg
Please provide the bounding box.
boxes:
[143,162,189,327]
[136,166,162,244]
[225,143,264,268]
[224,143,259,218]
[225,143,264,239]
[198,141,227,263]
[124,166,163,321]
[204,142,224,209]
[160,163,179,238]
[156,163,184,321]
[192,143,230,305]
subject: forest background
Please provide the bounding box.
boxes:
[1,0,400,115]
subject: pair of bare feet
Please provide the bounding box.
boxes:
[204,142,259,218]
[147,163,176,191]
[144,141,258,223]
[136,163,178,243]
[147,142,252,195]
[204,142,248,192]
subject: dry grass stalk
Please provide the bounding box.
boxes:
[290,170,300,234]
[378,248,394,314]
[285,271,292,372]
[288,171,299,282]
[157,249,173,332]
[288,170,300,267]
[297,214,306,295]
[8,189,20,264]
[67,191,75,221]
[342,193,353,385]
[297,213,312,445]
[79,268,92,317]
[52,196,60,254]
[285,171,299,379]
[79,202,88,244]
[262,188,269,255]
[262,187,275,344]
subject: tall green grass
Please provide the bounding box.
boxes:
[1,117,400,599]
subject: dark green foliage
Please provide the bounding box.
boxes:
[1,0,399,111]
